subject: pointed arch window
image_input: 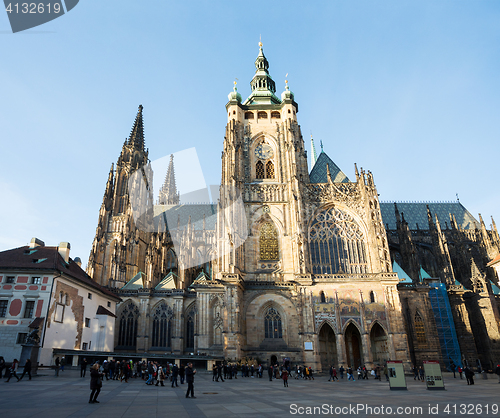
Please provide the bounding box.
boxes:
[259,222,279,261]
[185,306,196,350]
[117,302,139,349]
[266,161,274,178]
[166,249,177,270]
[256,161,265,179]
[264,307,282,339]
[309,206,368,274]
[151,302,173,349]
[414,312,426,344]
[213,301,223,346]
[370,291,375,303]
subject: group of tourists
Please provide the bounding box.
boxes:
[1,357,32,382]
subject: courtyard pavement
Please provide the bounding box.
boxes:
[1,369,499,417]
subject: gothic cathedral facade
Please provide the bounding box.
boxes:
[87,44,500,371]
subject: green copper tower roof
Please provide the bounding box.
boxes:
[244,42,281,105]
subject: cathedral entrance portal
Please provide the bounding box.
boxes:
[319,323,337,371]
[270,355,277,366]
[345,323,363,368]
[370,322,389,366]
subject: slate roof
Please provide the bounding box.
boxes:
[309,151,350,184]
[380,202,479,231]
[154,203,217,231]
[0,246,120,300]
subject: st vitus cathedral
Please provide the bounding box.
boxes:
[87,44,500,372]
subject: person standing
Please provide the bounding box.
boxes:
[212,364,218,381]
[185,363,196,398]
[155,366,165,387]
[6,359,20,382]
[179,363,185,384]
[339,365,344,379]
[54,357,60,377]
[19,358,32,380]
[89,363,103,404]
[60,357,66,372]
[0,357,5,378]
[171,363,179,387]
[80,358,88,378]
[464,367,475,385]
[217,363,224,382]
[282,368,289,387]
[268,364,273,381]
[495,364,500,383]
[383,364,389,382]
[458,366,463,380]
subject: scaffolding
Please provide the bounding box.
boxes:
[428,282,462,370]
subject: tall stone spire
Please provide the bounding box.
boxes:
[158,154,180,205]
[128,105,145,151]
[310,135,318,169]
[244,42,281,105]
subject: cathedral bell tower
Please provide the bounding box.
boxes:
[218,42,310,281]
[87,105,150,287]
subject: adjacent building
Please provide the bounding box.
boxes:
[0,238,120,366]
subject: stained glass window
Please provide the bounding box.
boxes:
[266,161,275,178]
[151,302,173,348]
[309,206,367,274]
[260,222,279,260]
[415,312,426,344]
[265,307,282,338]
[256,160,265,179]
[117,302,139,348]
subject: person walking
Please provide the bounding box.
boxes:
[89,363,103,404]
[60,356,66,372]
[282,368,289,387]
[458,366,463,380]
[347,366,355,381]
[339,365,344,379]
[328,365,334,381]
[146,361,154,385]
[495,364,500,383]
[383,364,389,382]
[19,358,32,381]
[80,358,88,378]
[185,362,196,398]
[332,367,338,381]
[171,363,179,387]
[268,364,273,381]
[6,359,20,382]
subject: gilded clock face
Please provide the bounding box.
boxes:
[254,143,273,160]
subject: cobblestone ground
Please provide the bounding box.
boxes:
[1,369,498,417]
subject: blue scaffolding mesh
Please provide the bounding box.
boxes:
[428,283,462,370]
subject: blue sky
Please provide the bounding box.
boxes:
[1,1,499,265]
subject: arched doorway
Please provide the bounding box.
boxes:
[270,354,277,366]
[319,323,337,371]
[370,322,389,366]
[345,322,363,368]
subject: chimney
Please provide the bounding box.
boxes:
[29,237,45,249]
[58,242,71,263]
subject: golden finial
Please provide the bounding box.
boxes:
[285,73,289,89]
[259,34,262,48]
